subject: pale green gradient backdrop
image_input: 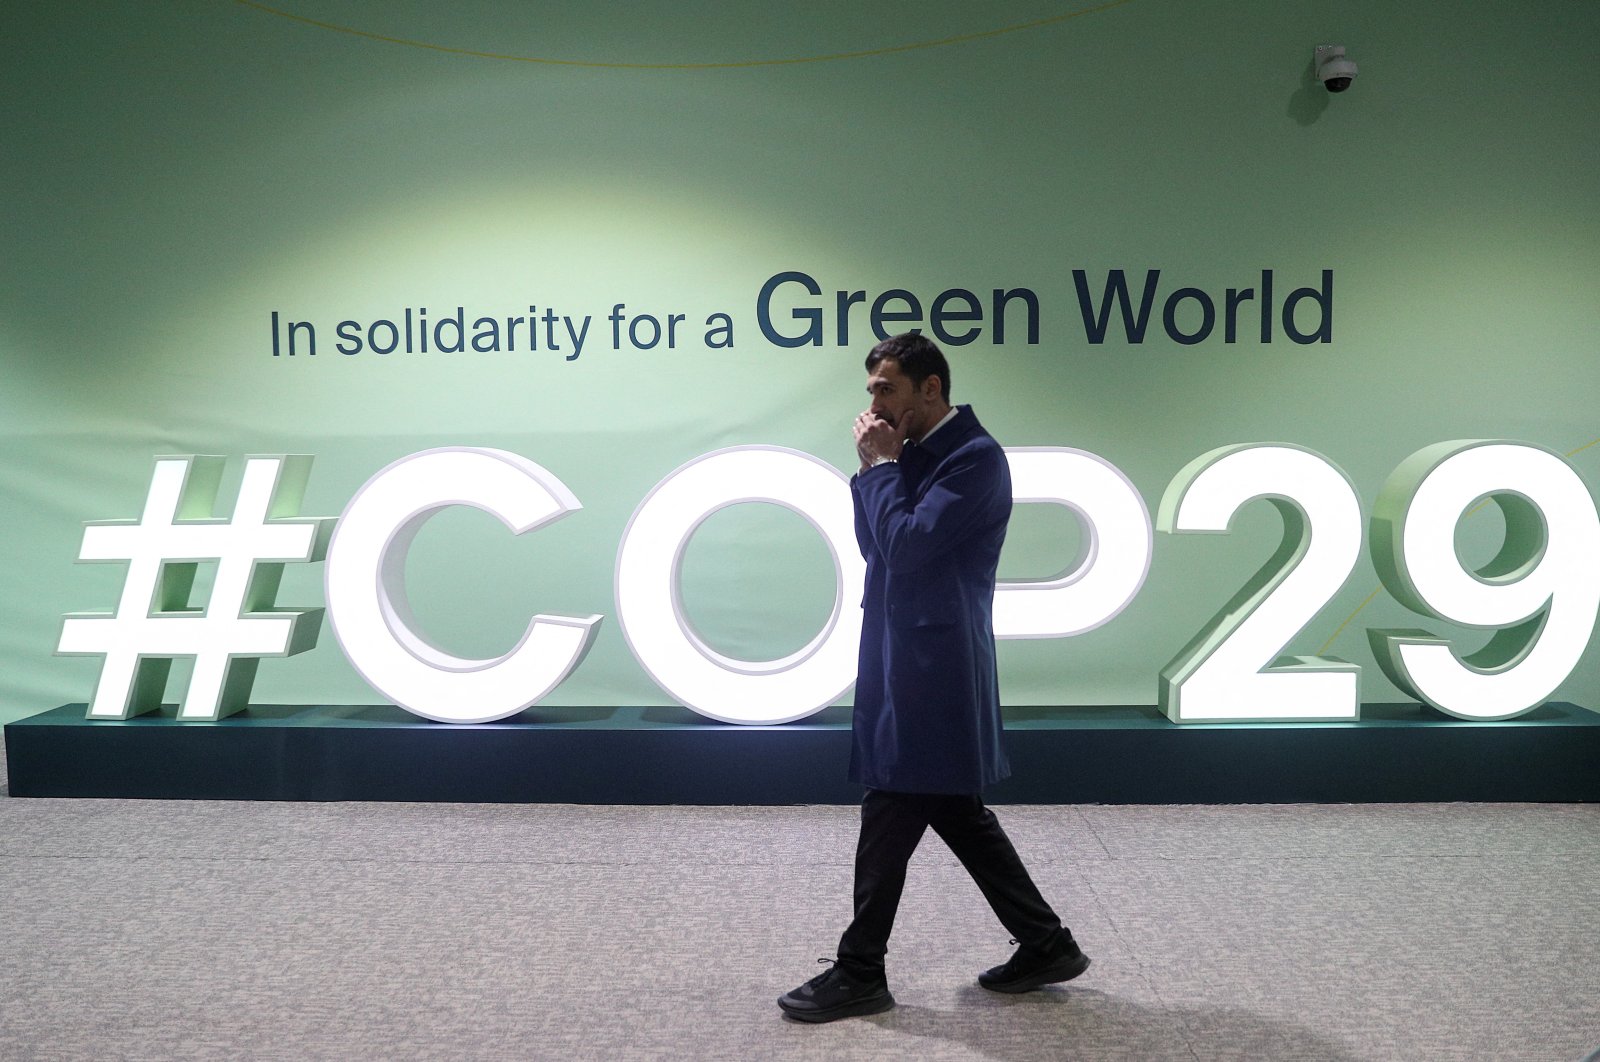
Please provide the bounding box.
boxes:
[3,1,1598,722]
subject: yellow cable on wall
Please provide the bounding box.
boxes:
[235,0,1139,69]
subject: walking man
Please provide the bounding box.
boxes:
[778,333,1088,1023]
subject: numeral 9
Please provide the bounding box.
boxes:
[1369,441,1600,720]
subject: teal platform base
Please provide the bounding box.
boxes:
[6,702,1598,804]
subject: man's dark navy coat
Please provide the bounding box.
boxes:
[849,405,1012,794]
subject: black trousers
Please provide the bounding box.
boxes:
[835,788,1067,974]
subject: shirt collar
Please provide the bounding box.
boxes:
[914,405,960,447]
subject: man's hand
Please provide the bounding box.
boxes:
[854,409,911,473]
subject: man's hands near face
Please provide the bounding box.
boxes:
[855,409,912,473]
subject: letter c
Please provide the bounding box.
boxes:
[324,447,602,723]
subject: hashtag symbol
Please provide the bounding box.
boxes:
[57,455,333,721]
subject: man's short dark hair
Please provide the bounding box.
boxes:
[865,333,950,402]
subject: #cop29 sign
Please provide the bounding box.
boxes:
[57,437,1599,727]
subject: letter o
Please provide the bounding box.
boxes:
[615,447,863,724]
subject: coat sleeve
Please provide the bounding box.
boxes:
[851,475,877,560]
[853,442,1007,574]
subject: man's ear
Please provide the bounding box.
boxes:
[922,374,944,402]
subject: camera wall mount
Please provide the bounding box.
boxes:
[1315,44,1358,93]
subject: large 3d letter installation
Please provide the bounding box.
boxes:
[58,440,1599,725]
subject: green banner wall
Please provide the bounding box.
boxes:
[4,1,1598,724]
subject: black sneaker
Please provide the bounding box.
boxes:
[778,959,896,1023]
[977,936,1091,993]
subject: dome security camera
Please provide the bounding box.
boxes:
[1315,44,1358,92]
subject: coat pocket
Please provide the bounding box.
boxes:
[887,580,960,628]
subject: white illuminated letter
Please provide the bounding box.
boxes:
[1158,444,1362,722]
[995,448,1151,638]
[57,455,330,721]
[1369,440,1600,720]
[615,447,863,725]
[323,448,601,724]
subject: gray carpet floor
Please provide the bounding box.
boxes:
[1,747,1597,1062]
